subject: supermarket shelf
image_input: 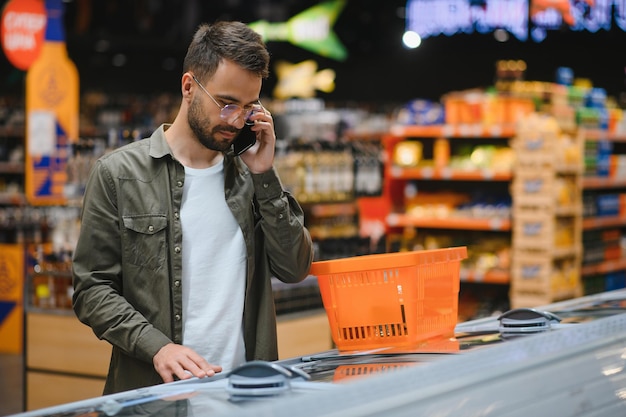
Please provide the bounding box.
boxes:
[306,201,357,217]
[388,166,512,181]
[581,258,626,276]
[309,230,359,241]
[0,161,24,174]
[554,204,583,217]
[554,163,584,175]
[581,128,626,142]
[386,213,511,231]
[0,126,24,137]
[344,130,387,141]
[512,245,582,259]
[460,268,510,284]
[389,124,516,138]
[582,215,626,230]
[0,192,26,205]
[553,246,583,258]
[582,176,626,189]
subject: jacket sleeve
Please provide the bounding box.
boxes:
[72,160,172,364]
[251,167,314,283]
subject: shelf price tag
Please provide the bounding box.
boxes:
[489,125,502,137]
[458,124,471,136]
[390,125,404,136]
[421,167,434,178]
[390,166,403,178]
[470,124,483,136]
[471,271,485,283]
[481,169,494,180]
[386,213,400,226]
[489,218,504,230]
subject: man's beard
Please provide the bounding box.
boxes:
[188,96,238,152]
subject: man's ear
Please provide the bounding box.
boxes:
[181,73,194,100]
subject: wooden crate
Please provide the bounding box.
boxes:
[511,172,581,209]
[513,209,579,251]
[511,252,581,295]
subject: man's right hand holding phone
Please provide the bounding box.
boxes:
[238,105,276,174]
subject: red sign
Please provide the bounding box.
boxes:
[1,0,46,70]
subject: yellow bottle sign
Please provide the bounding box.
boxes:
[25,0,78,205]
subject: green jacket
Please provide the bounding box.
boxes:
[72,125,313,394]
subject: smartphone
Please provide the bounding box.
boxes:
[232,124,257,156]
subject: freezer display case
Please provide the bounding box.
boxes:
[9,289,626,417]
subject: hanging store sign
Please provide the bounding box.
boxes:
[273,60,336,99]
[249,0,348,61]
[406,0,626,42]
[530,0,613,41]
[0,0,47,70]
[406,0,529,41]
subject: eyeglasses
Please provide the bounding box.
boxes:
[192,74,262,126]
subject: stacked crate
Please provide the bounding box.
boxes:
[509,113,584,308]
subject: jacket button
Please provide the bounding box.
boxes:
[174,246,181,253]
[278,213,284,219]
[175,314,181,321]
[263,183,269,189]
[174,280,180,287]
[174,212,179,219]
[148,225,154,232]
[177,180,183,187]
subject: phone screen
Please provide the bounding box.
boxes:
[232,125,257,155]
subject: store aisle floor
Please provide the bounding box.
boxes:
[0,353,24,416]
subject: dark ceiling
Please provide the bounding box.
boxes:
[2,0,626,107]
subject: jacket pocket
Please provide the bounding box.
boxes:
[122,215,168,272]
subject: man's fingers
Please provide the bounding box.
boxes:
[153,343,223,382]
[183,354,222,379]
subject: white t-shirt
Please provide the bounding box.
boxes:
[180,158,247,371]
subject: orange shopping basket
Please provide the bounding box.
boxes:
[309,247,467,351]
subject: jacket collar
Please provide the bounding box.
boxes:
[148,124,173,159]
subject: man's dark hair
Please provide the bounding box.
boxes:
[183,21,270,82]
